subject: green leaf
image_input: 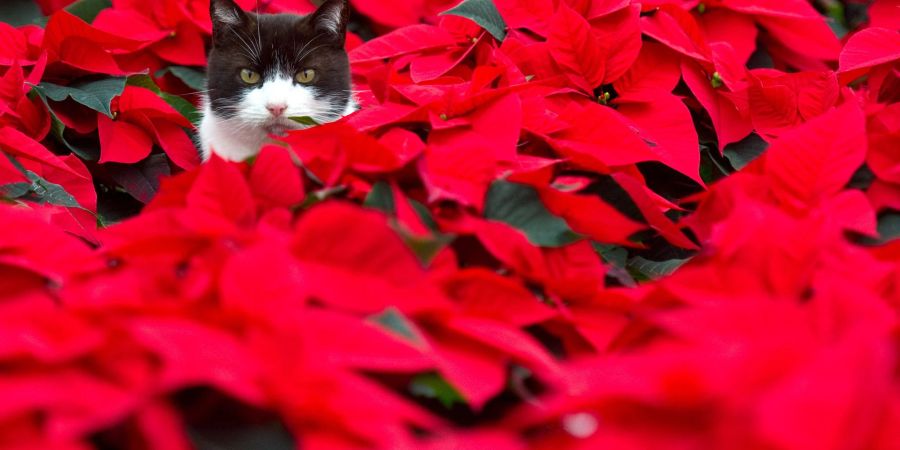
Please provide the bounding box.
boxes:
[627,256,690,280]
[368,307,425,345]
[409,373,465,408]
[593,243,628,268]
[107,154,171,203]
[28,88,101,160]
[288,116,319,126]
[126,73,158,91]
[847,164,875,190]
[189,423,294,450]
[876,213,900,243]
[0,0,43,27]
[723,132,768,171]
[4,155,83,209]
[158,66,207,91]
[365,181,395,213]
[162,92,201,125]
[699,145,732,184]
[593,242,636,287]
[37,78,127,118]
[440,0,507,41]
[65,0,112,23]
[396,228,455,266]
[127,74,201,125]
[0,182,31,199]
[484,180,580,247]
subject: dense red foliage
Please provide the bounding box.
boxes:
[1,0,900,449]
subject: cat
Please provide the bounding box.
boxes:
[200,0,356,162]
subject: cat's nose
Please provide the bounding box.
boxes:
[266,103,287,117]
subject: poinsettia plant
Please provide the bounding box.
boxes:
[1,0,899,448]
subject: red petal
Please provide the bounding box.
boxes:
[548,5,606,91]
[441,269,556,326]
[764,102,867,210]
[614,42,681,100]
[697,9,758,64]
[349,25,460,63]
[867,103,900,184]
[150,120,200,170]
[249,145,305,210]
[151,24,208,67]
[551,101,660,170]
[97,115,153,164]
[539,187,646,246]
[185,155,256,225]
[589,3,642,84]
[617,94,703,185]
[748,70,839,138]
[681,59,753,150]
[281,119,403,185]
[640,5,712,62]
[838,28,900,84]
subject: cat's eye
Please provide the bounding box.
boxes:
[295,69,316,84]
[240,69,261,85]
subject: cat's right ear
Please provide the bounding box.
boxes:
[310,0,349,44]
[210,0,250,40]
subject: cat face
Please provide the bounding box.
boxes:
[202,0,352,160]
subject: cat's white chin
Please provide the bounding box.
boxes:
[199,99,358,162]
[263,119,298,137]
[198,104,269,162]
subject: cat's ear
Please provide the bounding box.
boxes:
[210,0,251,37]
[310,0,349,43]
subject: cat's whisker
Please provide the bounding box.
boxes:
[295,33,325,62]
[297,43,328,62]
[230,29,260,65]
[179,90,213,96]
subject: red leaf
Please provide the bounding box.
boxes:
[551,101,660,171]
[0,126,81,176]
[866,103,900,184]
[150,23,207,67]
[748,70,840,138]
[614,42,681,101]
[548,5,606,91]
[613,173,698,249]
[97,114,153,164]
[42,11,142,75]
[290,202,442,314]
[391,182,430,237]
[539,187,646,246]
[588,3,642,84]
[281,119,404,185]
[249,145,305,210]
[640,5,712,62]
[149,120,199,170]
[616,95,703,185]
[185,156,256,225]
[753,14,841,64]
[681,59,753,150]
[127,317,265,404]
[764,102,867,210]
[349,24,460,63]
[838,28,900,84]
[441,269,556,326]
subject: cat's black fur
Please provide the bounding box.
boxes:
[206,0,351,119]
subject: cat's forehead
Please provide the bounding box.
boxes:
[216,13,336,64]
[254,13,315,42]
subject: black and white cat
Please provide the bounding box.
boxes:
[200,0,356,161]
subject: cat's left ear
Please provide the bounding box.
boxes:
[311,0,349,44]
[210,0,251,40]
